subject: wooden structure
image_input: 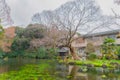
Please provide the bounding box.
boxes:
[58,47,69,59]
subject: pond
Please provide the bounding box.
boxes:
[0,58,120,80]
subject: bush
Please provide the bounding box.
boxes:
[85,42,95,54]
[23,24,46,39]
[0,49,5,59]
[6,51,25,58]
[11,37,30,52]
[36,47,47,59]
[87,53,97,60]
[47,48,58,59]
[101,38,117,59]
[36,47,58,59]
[116,46,120,59]
[23,47,58,59]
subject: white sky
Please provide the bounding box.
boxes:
[6,0,120,27]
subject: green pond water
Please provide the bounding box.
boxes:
[0,58,120,80]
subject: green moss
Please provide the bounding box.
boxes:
[0,63,56,80]
[67,60,120,68]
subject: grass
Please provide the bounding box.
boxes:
[66,59,120,68]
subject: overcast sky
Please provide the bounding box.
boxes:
[6,0,120,27]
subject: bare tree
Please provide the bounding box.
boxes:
[32,11,64,49]
[52,0,103,60]
[0,20,4,48]
[0,0,13,25]
[112,0,120,26]
[31,0,104,60]
[44,26,62,48]
[32,11,55,27]
[114,0,120,5]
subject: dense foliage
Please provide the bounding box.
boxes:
[9,24,58,59]
[85,42,95,54]
[117,46,120,59]
[23,24,46,39]
[0,49,5,59]
[11,37,30,51]
[24,47,58,59]
[101,38,118,59]
[15,27,25,37]
[85,42,96,60]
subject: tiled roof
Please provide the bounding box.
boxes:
[82,29,120,37]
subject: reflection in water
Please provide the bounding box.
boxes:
[67,65,120,80]
[69,65,81,80]
[0,58,39,74]
[0,58,120,80]
[0,65,8,73]
[56,64,120,80]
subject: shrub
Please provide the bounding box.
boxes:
[6,51,25,58]
[11,37,30,52]
[101,38,118,59]
[87,53,97,60]
[0,49,5,59]
[116,46,120,59]
[47,48,58,59]
[23,47,58,59]
[36,47,58,59]
[36,47,47,59]
[85,42,95,54]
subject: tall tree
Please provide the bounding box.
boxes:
[24,24,47,49]
[44,26,67,48]
[23,24,46,39]
[112,0,120,28]
[32,0,104,60]
[32,11,55,27]
[0,0,13,25]
[114,0,120,4]
[0,19,4,48]
[0,19,4,37]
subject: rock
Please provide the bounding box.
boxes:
[102,64,107,68]
[110,62,120,68]
[87,64,94,68]
[69,62,75,65]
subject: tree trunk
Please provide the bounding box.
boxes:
[69,45,80,60]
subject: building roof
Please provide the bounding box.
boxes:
[58,47,69,53]
[82,29,120,37]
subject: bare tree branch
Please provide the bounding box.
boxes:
[0,0,13,25]
[31,0,108,60]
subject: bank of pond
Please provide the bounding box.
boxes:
[67,59,120,68]
[0,58,120,80]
